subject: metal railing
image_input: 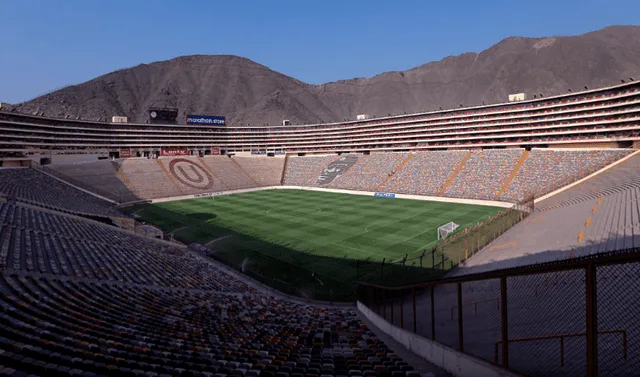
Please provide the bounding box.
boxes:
[357,248,640,377]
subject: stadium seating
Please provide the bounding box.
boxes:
[234,157,285,186]
[0,200,417,377]
[328,153,409,192]
[201,157,259,190]
[283,155,338,186]
[439,150,523,200]
[118,159,185,199]
[499,149,632,201]
[0,168,121,217]
[381,151,468,196]
[49,160,140,202]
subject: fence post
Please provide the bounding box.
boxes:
[412,287,417,333]
[390,291,394,324]
[500,276,509,368]
[586,263,598,377]
[400,288,404,330]
[382,289,387,320]
[430,285,436,340]
[457,282,464,351]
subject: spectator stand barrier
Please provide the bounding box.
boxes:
[356,248,640,377]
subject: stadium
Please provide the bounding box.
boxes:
[1,73,639,377]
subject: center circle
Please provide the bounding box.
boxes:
[168,159,214,190]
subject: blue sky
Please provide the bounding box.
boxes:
[1,0,638,103]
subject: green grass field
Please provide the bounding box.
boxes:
[133,189,501,300]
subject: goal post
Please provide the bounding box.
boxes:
[438,221,460,240]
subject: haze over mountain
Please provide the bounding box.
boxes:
[12,25,640,126]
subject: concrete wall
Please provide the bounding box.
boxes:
[357,301,522,377]
[150,185,513,208]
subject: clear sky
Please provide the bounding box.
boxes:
[1,0,638,104]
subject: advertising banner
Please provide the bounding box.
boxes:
[161,148,188,157]
[374,192,396,199]
[120,149,132,158]
[186,115,226,126]
[251,150,267,155]
[211,148,221,155]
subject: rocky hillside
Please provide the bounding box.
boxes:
[12,25,640,126]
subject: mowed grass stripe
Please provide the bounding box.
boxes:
[148,189,501,264]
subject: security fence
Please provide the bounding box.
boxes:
[434,195,535,267]
[357,249,640,377]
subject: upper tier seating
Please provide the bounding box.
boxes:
[233,157,285,187]
[328,153,409,192]
[0,168,121,217]
[437,150,523,200]
[381,151,468,196]
[499,149,632,201]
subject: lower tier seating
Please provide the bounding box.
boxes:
[0,168,121,217]
[0,201,417,377]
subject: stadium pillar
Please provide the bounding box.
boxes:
[430,285,436,340]
[586,263,598,377]
[382,290,386,320]
[457,282,464,352]
[412,287,417,333]
[400,289,404,329]
[500,276,509,368]
[390,292,394,324]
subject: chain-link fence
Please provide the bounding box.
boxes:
[357,249,640,377]
[428,196,535,268]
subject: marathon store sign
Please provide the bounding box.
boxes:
[120,149,132,158]
[161,148,189,157]
[186,115,226,126]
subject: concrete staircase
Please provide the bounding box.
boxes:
[231,158,260,186]
[495,150,530,199]
[111,161,138,196]
[198,157,230,190]
[376,153,414,191]
[438,151,472,196]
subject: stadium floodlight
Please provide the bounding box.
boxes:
[437,221,460,240]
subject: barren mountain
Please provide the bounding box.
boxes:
[12,25,640,126]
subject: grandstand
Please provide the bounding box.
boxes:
[1,80,640,376]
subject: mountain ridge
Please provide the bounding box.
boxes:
[12,25,640,126]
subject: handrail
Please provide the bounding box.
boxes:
[494,329,627,366]
[356,247,640,291]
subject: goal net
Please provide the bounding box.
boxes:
[438,221,460,240]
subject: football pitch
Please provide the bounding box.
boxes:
[133,189,501,300]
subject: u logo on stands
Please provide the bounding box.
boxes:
[168,159,214,190]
